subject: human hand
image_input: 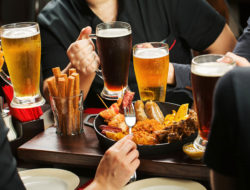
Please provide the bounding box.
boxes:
[93,135,140,190]
[67,26,100,75]
[225,52,250,67]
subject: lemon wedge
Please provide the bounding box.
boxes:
[183,143,204,160]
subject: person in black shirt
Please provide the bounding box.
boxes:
[0,116,26,190]
[38,0,236,108]
[204,17,250,190]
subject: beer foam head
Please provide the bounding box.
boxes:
[2,27,39,39]
[97,28,131,38]
[134,48,168,59]
[191,62,235,77]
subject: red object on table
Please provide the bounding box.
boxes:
[77,179,93,190]
[2,85,43,122]
[84,108,105,114]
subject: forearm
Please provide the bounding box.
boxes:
[172,63,191,89]
[204,24,236,54]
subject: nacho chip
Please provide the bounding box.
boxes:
[175,103,189,122]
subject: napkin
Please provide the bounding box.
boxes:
[2,85,43,122]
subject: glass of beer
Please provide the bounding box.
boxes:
[0,22,45,108]
[191,54,235,151]
[133,42,169,102]
[95,21,132,100]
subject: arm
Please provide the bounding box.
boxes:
[168,24,236,88]
[168,0,236,87]
[204,24,236,54]
[86,135,140,190]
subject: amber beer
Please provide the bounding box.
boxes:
[191,61,234,140]
[1,28,41,97]
[97,28,132,93]
[133,43,169,102]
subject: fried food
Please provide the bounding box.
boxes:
[155,107,198,143]
[175,103,189,122]
[100,103,120,120]
[99,99,198,145]
[134,100,148,121]
[144,101,164,123]
[132,119,165,145]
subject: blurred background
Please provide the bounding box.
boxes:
[0,0,249,37]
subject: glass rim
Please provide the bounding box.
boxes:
[132,42,169,56]
[133,42,169,50]
[96,21,131,31]
[191,54,235,66]
[1,22,39,30]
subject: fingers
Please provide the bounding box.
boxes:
[77,26,92,40]
[112,134,134,149]
[119,138,137,156]
[131,157,140,171]
[225,52,250,67]
[67,26,99,74]
[126,148,139,163]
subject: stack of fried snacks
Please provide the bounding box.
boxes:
[47,67,81,135]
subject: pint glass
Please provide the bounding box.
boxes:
[191,54,235,151]
[0,22,45,108]
[96,21,132,100]
[133,42,169,102]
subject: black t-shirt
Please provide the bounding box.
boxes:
[38,0,225,108]
[204,67,250,189]
[234,17,250,62]
[0,116,25,190]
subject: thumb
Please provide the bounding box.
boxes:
[77,26,92,40]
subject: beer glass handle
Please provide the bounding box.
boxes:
[89,34,97,40]
[89,34,103,80]
[95,68,103,80]
[0,71,12,86]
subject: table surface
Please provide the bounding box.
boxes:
[18,118,209,181]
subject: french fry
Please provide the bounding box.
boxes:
[69,68,76,75]
[58,78,66,135]
[47,77,58,97]
[50,67,81,135]
[67,76,75,135]
[71,73,80,132]
[60,74,68,95]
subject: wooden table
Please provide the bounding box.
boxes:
[18,121,209,181]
